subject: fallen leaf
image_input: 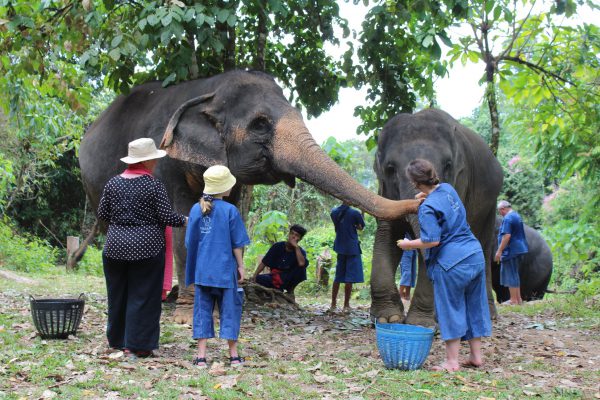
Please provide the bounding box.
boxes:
[208,362,227,376]
[523,390,540,396]
[314,372,336,383]
[306,361,322,372]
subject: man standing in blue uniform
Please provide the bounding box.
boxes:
[252,224,309,299]
[329,202,365,313]
[495,200,529,305]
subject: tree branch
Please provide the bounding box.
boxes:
[503,55,574,85]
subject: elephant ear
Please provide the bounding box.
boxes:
[160,92,226,166]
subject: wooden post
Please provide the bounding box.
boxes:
[66,236,80,271]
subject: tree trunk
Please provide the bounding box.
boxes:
[186,30,199,79]
[254,7,267,71]
[66,221,99,270]
[238,184,254,225]
[486,80,501,156]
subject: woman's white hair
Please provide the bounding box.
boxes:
[497,200,512,209]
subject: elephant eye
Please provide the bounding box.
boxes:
[385,164,396,176]
[249,116,272,135]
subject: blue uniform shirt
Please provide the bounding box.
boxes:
[419,183,482,271]
[400,233,417,287]
[262,241,309,288]
[185,200,250,288]
[498,211,529,260]
[331,205,365,255]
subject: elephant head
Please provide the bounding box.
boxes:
[159,70,419,219]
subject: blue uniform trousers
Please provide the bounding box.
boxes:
[193,285,244,340]
[500,255,522,288]
[429,252,492,341]
[334,254,364,283]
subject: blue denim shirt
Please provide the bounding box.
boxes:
[498,211,529,260]
[419,183,482,271]
[185,200,250,288]
[331,205,365,255]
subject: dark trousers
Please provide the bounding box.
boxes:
[103,251,165,352]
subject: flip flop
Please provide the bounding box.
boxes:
[229,356,245,367]
[192,357,208,368]
[430,364,459,372]
[460,360,482,369]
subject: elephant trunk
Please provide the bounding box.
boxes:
[273,114,420,220]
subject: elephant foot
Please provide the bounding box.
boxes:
[404,309,436,329]
[173,291,194,325]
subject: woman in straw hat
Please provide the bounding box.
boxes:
[185,165,250,368]
[98,138,187,359]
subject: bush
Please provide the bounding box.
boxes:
[0,219,58,272]
[76,245,104,276]
[541,177,600,293]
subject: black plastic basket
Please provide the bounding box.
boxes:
[30,293,85,339]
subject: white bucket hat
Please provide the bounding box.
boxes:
[203,165,237,195]
[120,138,167,164]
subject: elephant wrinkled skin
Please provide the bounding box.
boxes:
[80,70,420,324]
[492,217,553,303]
[371,108,503,327]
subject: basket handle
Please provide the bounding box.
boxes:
[78,293,85,301]
[29,295,37,302]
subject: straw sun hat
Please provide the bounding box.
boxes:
[120,138,167,164]
[203,165,237,195]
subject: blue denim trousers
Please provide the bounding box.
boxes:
[429,252,492,341]
[193,285,244,340]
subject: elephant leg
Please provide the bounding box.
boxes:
[404,251,436,328]
[478,211,498,320]
[404,215,436,327]
[172,227,194,324]
[370,220,404,323]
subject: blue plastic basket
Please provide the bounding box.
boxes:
[376,323,434,370]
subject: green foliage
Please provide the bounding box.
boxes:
[541,177,600,293]
[0,219,57,273]
[351,1,457,146]
[251,210,288,245]
[497,155,545,228]
[76,244,104,276]
[502,23,600,186]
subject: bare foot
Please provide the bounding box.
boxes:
[430,363,460,372]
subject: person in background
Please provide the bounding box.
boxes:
[398,159,491,372]
[398,233,417,301]
[495,200,529,305]
[98,137,187,360]
[252,225,309,300]
[329,202,365,313]
[185,165,250,368]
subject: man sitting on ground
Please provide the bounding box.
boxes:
[252,224,309,300]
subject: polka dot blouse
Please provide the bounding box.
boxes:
[98,175,186,261]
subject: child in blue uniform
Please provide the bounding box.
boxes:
[185,165,250,368]
[398,159,491,372]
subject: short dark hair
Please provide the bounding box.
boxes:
[405,159,440,186]
[290,224,307,238]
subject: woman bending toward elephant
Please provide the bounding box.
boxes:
[397,159,492,372]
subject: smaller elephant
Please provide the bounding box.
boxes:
[492,217,553,302]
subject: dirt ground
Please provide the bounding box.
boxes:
[1,273,599,399]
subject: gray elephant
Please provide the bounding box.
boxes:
[372,108,503,326]
[492,217,553,303]
[79,70,420,324]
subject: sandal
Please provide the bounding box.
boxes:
[192,357,208,368]
[229,356,245,367]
